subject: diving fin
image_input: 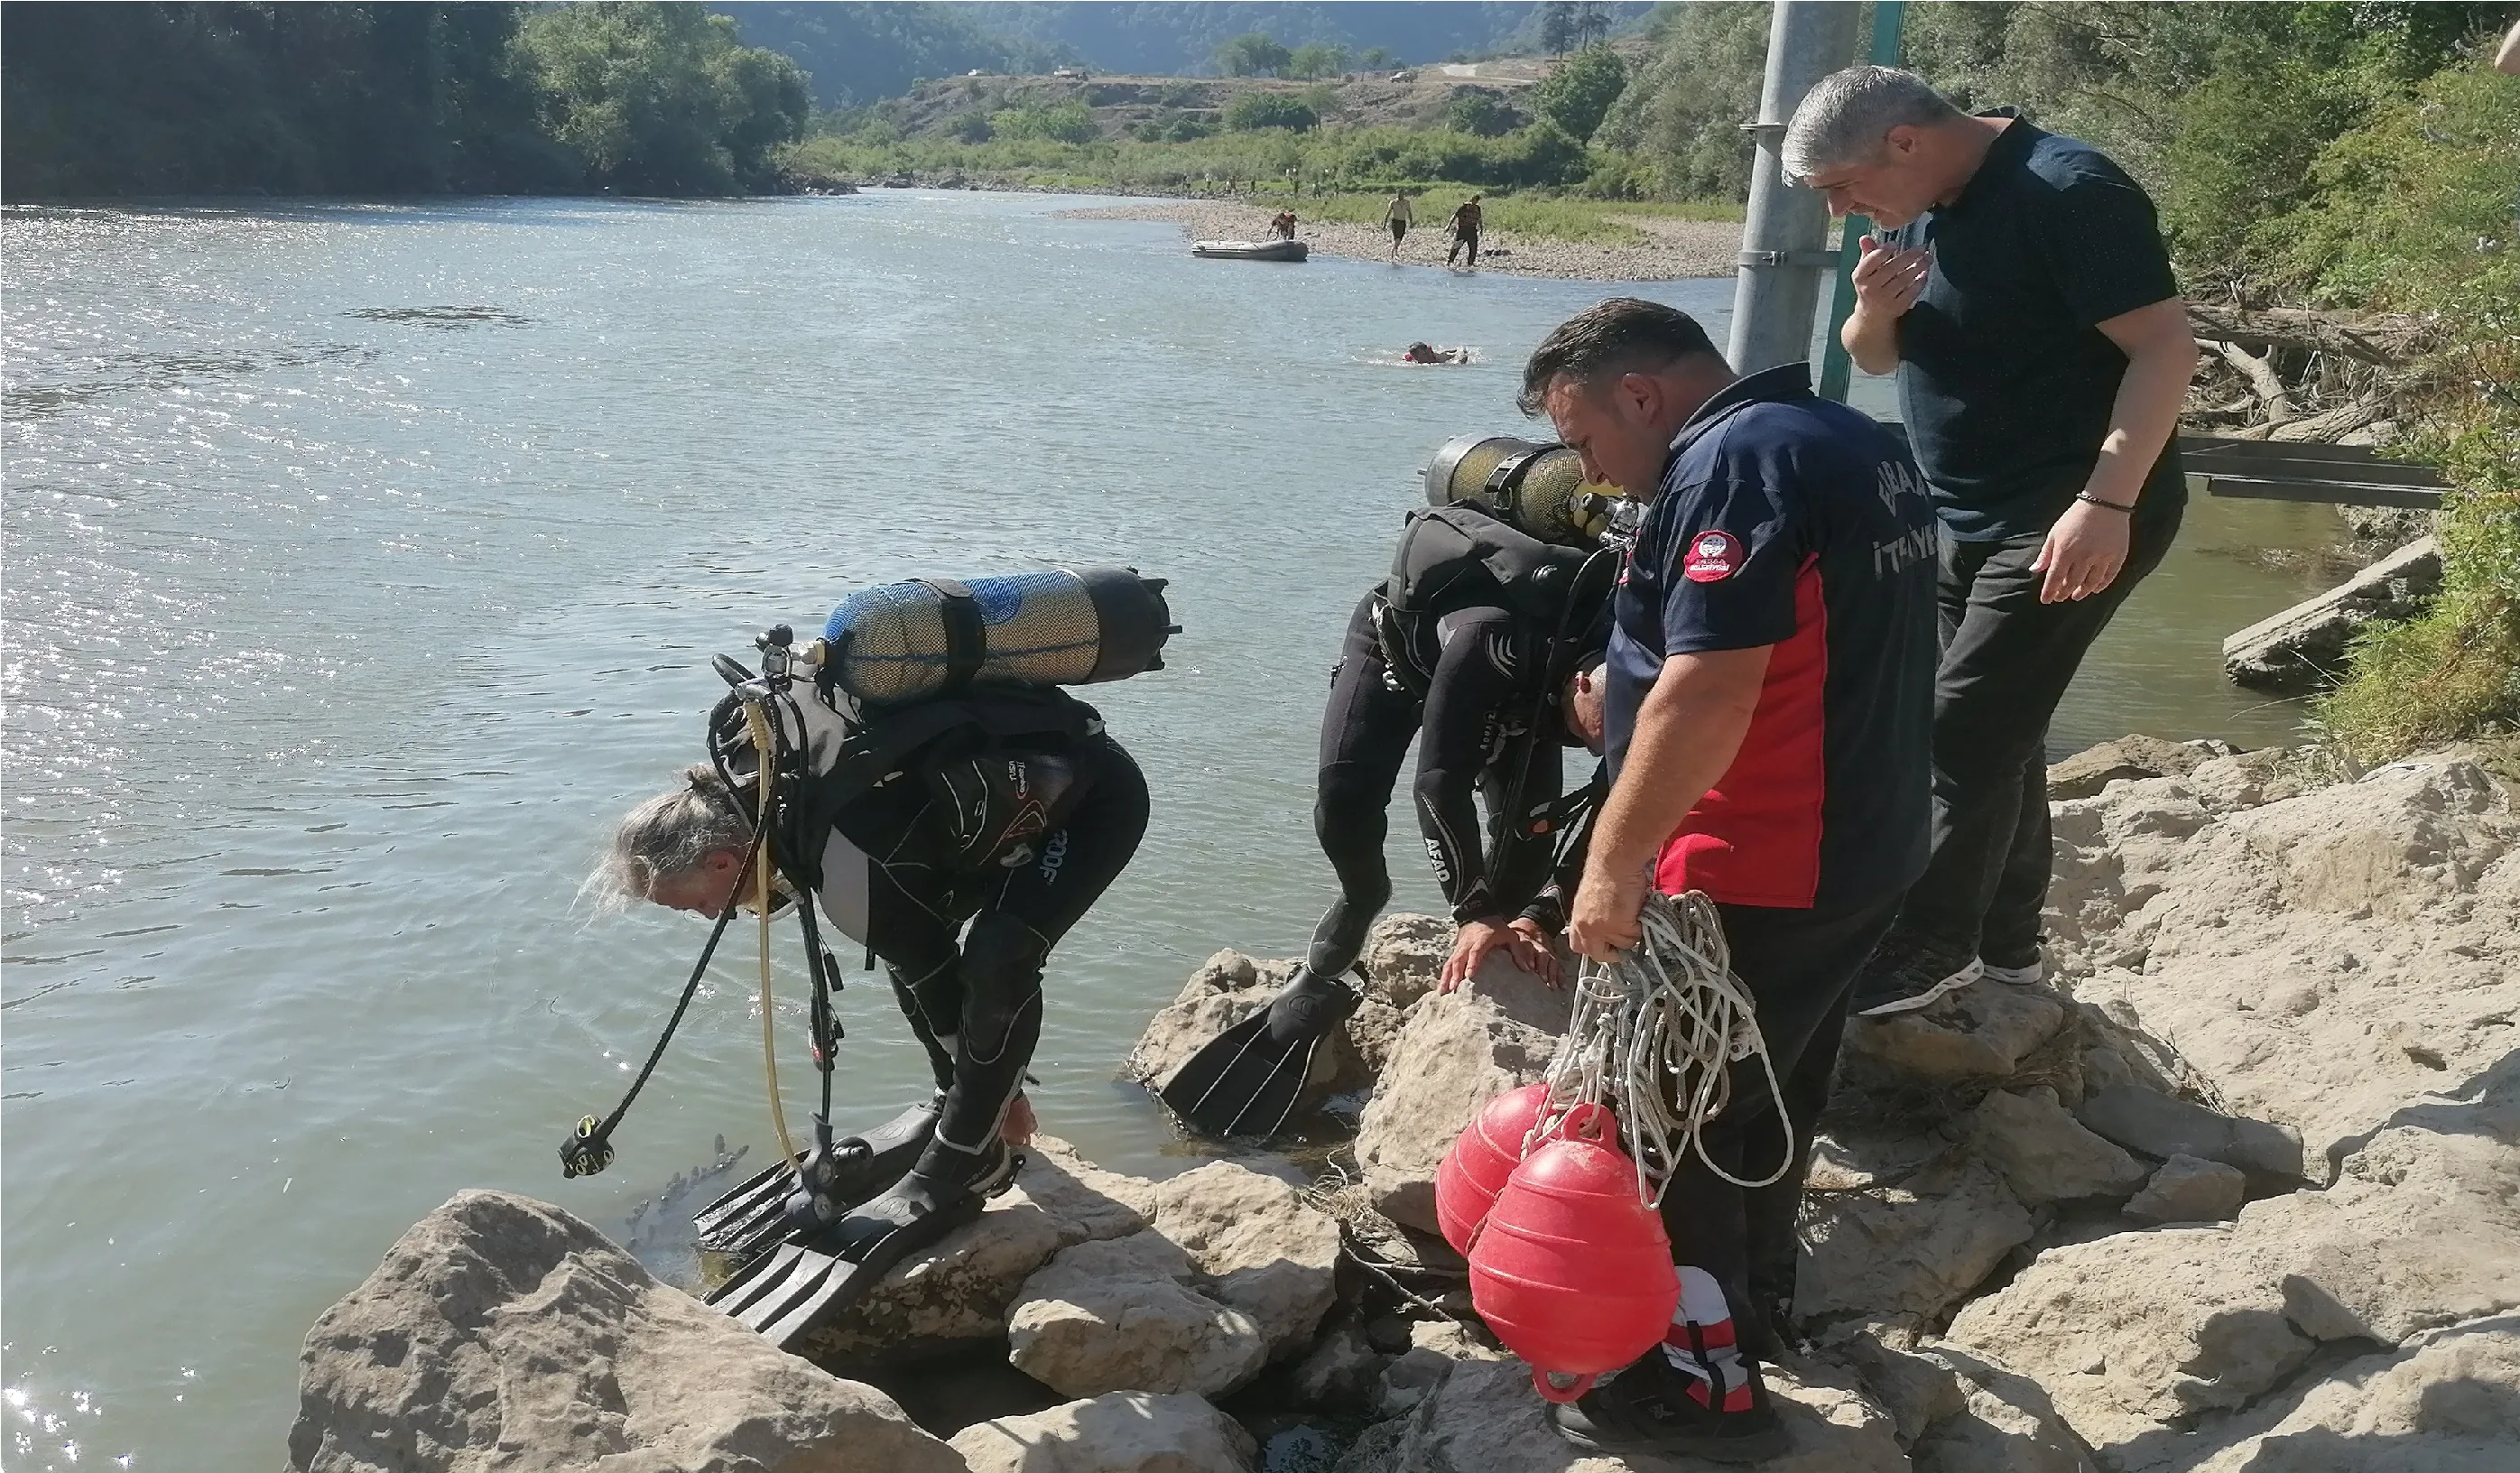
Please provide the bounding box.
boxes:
[707,1141,1023,1350]
[693,1098,940,1265]
[1158,968,1361,1141]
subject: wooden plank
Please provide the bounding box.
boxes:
[2182,454,2448,489]
[2190,472,2442,509]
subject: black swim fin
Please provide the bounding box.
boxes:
[693,1098,940,1265]
[707,1141,1023,1350]
[1158,968,1361,1141]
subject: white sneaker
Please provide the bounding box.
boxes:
[1980,951,2045,987]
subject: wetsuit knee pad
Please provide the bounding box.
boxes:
[958,913,1048,1059]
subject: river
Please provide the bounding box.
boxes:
[0,190,2360,1470]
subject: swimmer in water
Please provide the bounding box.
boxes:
[1404,342,1468,365]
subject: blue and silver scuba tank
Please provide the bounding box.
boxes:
[822,566,1175,707]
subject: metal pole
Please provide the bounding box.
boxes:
[1726,0,1863,376]
[1817,2,1909,402]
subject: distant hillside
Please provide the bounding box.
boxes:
[714,3,1075,108]
[939,3,1650,79]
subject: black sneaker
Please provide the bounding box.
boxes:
[1979,940,2046,987]
[1546,1354,1790,1464]
[1850,929,1982,1018]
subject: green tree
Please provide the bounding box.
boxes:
[949,109,994,142]
[516,2,806,193]
[1360,46,1394,69]
[1215,32,1291,78]
[1533,44,1626,142]
[1594,0,1771,199]
[989,98,1095,144]
[1541,3,1577,57]
[1224,91,1317,132]
[1444,87,1524,138]
[1289,42,1348,80]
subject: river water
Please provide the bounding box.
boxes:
[1,191,2357,1470]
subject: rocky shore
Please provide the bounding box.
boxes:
[1056,199,1738,282]
[288,740,2517,1472]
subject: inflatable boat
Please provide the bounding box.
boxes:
[1191,238,1309,262]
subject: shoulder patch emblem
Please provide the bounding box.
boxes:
[1683,530,1741,583]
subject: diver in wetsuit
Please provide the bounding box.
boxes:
[607,708,1148,1252]
[1162,507,1611,1139]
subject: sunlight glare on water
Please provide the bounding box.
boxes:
[1,192,2354,1469]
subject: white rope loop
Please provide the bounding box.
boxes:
[1534,890,1791,1207]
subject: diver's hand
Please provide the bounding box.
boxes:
[1000,1093,1036,1149]
[1506,917,1563,988]
[1441,918,1517,994]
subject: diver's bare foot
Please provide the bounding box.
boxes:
[1001,1093,1037,1148]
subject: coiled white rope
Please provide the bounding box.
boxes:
[1534,890,1791,1207]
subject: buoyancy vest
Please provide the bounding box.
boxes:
[1376,505,1598,698]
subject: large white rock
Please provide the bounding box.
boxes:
[1355,951,1572,1233]
[287,1190,962,1473]
[2052,758,2517,1171]
[1798,1154,2036,1325]
[1152,1161,1342,1359]
[801,1135,1153,1368]
[949,1390,1258,1473]
[2187,1314,2520,1473]
[1005,1233,1269,1399]
[1126,949,1400,1109]
[1366,1355,1907,1472]
[1909,1342,2101,1473]
[1968,1087,2148,1207]
[2123,1153,2247,1225]
[1943,1123,2520,1459]
[1844,984,2071,1085]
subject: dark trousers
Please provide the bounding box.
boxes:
[1897,509,2181,959]
[1449,228,1478,265]
[1657,893,1901,1359]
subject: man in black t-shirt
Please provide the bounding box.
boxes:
[1783,67,2200,1016]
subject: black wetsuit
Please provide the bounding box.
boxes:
[812,725,1148,1186]
[1307,588,1594,979]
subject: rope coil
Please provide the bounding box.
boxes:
[1534,890,1791,1208]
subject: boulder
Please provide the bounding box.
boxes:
[2047,736,2225,801]
[286,1190,961,1473]
[949,1390,1258,1473]
[803,1136,1153,1368]
[1358,912,1450,1011]
[1844,984,2070,1086]
[1969,1088,2148,1206]
[1799,1155,2036,1326]
[1005,1233,1268,1399]
[1285,1320,1387,1411]
[1368,1355,1908,1472]
[1411,1318,1510,1362]
[1355,951,1572,1233]
[2059,758,2515,1170]
[1944,1124,2520,1459]
[2186,1313,2520,1473]
[1910,1343,2099,1473]
[2077,1086,2305,1181]
[2123,1154,2247,1225]
[1816,1320,1969,1445]
[1152,1161,1341,1359]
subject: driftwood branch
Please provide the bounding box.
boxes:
[2205,339,2296,422]
[2186,303,2426,366]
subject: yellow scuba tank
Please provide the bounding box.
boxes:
[821,566,1175,706]
[1423,434,1620,547]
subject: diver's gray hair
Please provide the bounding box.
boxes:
[588,764,751,906]
[1782,66,1966,181]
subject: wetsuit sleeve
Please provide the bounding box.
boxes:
[1649,449,1806,658]
[1413,607,1522,924]
[1517,764,1601,933]
[2031,169,2180,328]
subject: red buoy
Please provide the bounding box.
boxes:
[1433,1082,1551,1255]
[1468,1116,1679,1404]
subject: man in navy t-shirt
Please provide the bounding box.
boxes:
[1518,298,1936,1462]
[1783,67,2198,1016]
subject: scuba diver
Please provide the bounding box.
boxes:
[1161,503,1615,1140]
[570,567,1167,1350]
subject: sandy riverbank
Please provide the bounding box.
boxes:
[1056,198,1737,282]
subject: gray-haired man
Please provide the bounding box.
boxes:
[1783,67,2199,1016]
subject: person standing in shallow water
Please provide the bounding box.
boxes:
[1523,298,1937,1461]
[1448,193,1483,265]
[1784,67,2199,1018]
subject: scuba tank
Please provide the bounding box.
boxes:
[823,567,1174,706]
[1423,434,1620,548]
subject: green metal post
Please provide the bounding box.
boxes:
[1816,1,1907,403]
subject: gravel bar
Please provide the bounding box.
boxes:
[1057,199,1737,282]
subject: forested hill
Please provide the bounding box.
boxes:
[709,4,1077,109]
[722,2,1654,94]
